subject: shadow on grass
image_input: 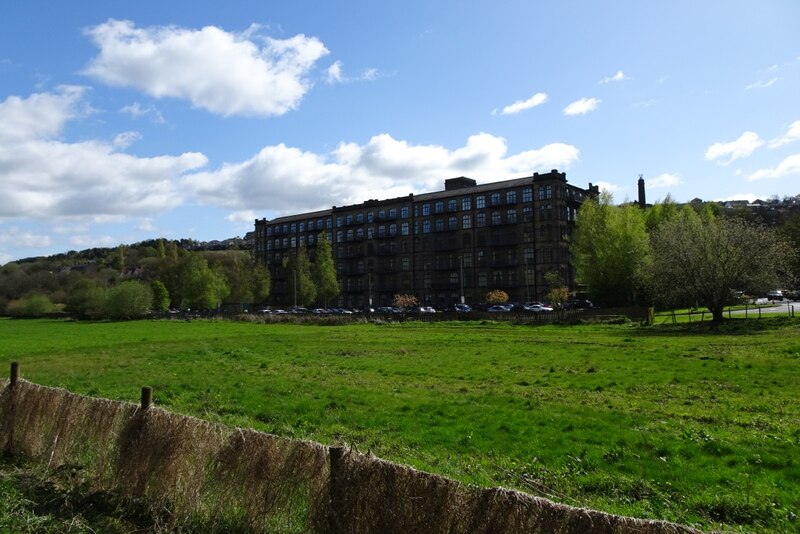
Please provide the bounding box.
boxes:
[636,316,798,336]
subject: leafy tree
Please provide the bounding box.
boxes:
[151,280,170,312]
[312,233,339,306]
[647,215,793,322]
[180,255,230,310]
[106,281,153,320]
[485,289,509,305]
[544,271,569,308]
[66,279,107,319]
[252,263,271,304]
[393,294,418,308]
[571,192,651,306]
[285,245,316,307]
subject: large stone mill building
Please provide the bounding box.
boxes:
[253,169,599,309]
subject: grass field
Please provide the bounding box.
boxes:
[1,316,798,532]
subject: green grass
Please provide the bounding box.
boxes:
[1,317,799,532]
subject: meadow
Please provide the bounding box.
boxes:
[1,316,798,532]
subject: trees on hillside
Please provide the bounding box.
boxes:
[180,255,230,310]
[647,215,793,322]
[571,192,651,306]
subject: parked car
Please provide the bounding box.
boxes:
[767,290,784,301]
[453,303,472,313]
[412,306,436,313]
[524,303,553,313]
[566,299,594,309]
[487,305,511,312]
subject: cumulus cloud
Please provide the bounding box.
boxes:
[185,133,580,214]
[563,97,601,116]
[705,131,763,165]
[748,154,800,181]
[0,89,208,220]
[496,92,548,115]
[600,70,628,84]
[647,173,683,188]
[326,61,343,84]
[324,61,379,85]
[0,85,89,142]
[769,120,800,148]
[83,19,329,117]
[0,227,53,248]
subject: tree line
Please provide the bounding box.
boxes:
[1,235,344,320]
[571,193,799,321]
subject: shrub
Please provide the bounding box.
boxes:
[105,281,153,320]
[485,289,509,305]
[6,294,54,318]
[393,294,418,308]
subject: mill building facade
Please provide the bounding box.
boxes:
[253,169,599,309]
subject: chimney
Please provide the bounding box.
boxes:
[637,174,646,209]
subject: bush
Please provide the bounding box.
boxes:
[6,294,54,318]
[105,281,153,320]
[485,289,509,305]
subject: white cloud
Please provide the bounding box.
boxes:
[226,210,258,223]
[593,182,624,194]
[326,61,343,84]
[0,85,88,143]
[69,234,117,248]
[563,97,601,116]
[745,77,779,90]
[748,154,800,181]
[600,70,628,84]
[121,102,165,123]
[647,173,683,188]
[715,193,761,203]
[705,131,763,165]
[768,120,800,148]
[113,131,141,149]
[0,89,208,220]
[137,218,155,231]
[0,252,12,266]
[186,133,580,214]
[497,92,548,115]
[83,19,329,117]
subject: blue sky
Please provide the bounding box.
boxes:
[1,1,799,264]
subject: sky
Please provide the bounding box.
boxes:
[1,1,799,264]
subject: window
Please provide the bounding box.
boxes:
[282,224,288,234]
[435,201,444,214]
[463,252,473,267]
[423,220,431,233]
[422,203,431,216]
[546,185,552,199]
[389,208,397,219]
[402,257,410,271]
[448,216,457,230]
[522,187,532,202]
[290,223,296,233]
[523,206,533,222]
[450,272,459,284]
[448,199,457,212]
[401,222,409,235]
[462,197,472,211]
[356,213,364,224]
[308,234,314,245]
[491,211,501,225]
[462,214,472,229]
[299,222,305,232]
[538,186,546,200]
[507,191,516,204]
[476,212,486,227]
[491,192,501,206]
[367,226,375,239]
[378,210,386,220]
[336,231,343,242]
[435,219,444,232]
[507,209,517,223]
[367,212,374,223]
[336,216,343,227]
[378,225,386,237]
[282,238,288,248]
[478,271,487,287]
[346,229,354,241]
[401,207,409,218]
[290,237,296,247]
[493,271,503,284]
[476,195,485,209]
[389,224,397,236]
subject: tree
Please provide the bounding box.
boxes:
[312,233,339,306]
[571,192,651,306]
[285,245,316,307]
[6,294,54,318]
[251,263,271,304]
[544,271,569,308]
[647,215,793,322]
[151,280,170,312]
[106,281,153,320]
[393,294,418,308]
[180,255,230,310]
[66,279,107,319]
[486,289,509,305]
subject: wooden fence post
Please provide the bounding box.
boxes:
[10,361,19,386]
[328,446,346,534]
[141,386,153,410]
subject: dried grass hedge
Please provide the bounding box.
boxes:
[0,379,701,533]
